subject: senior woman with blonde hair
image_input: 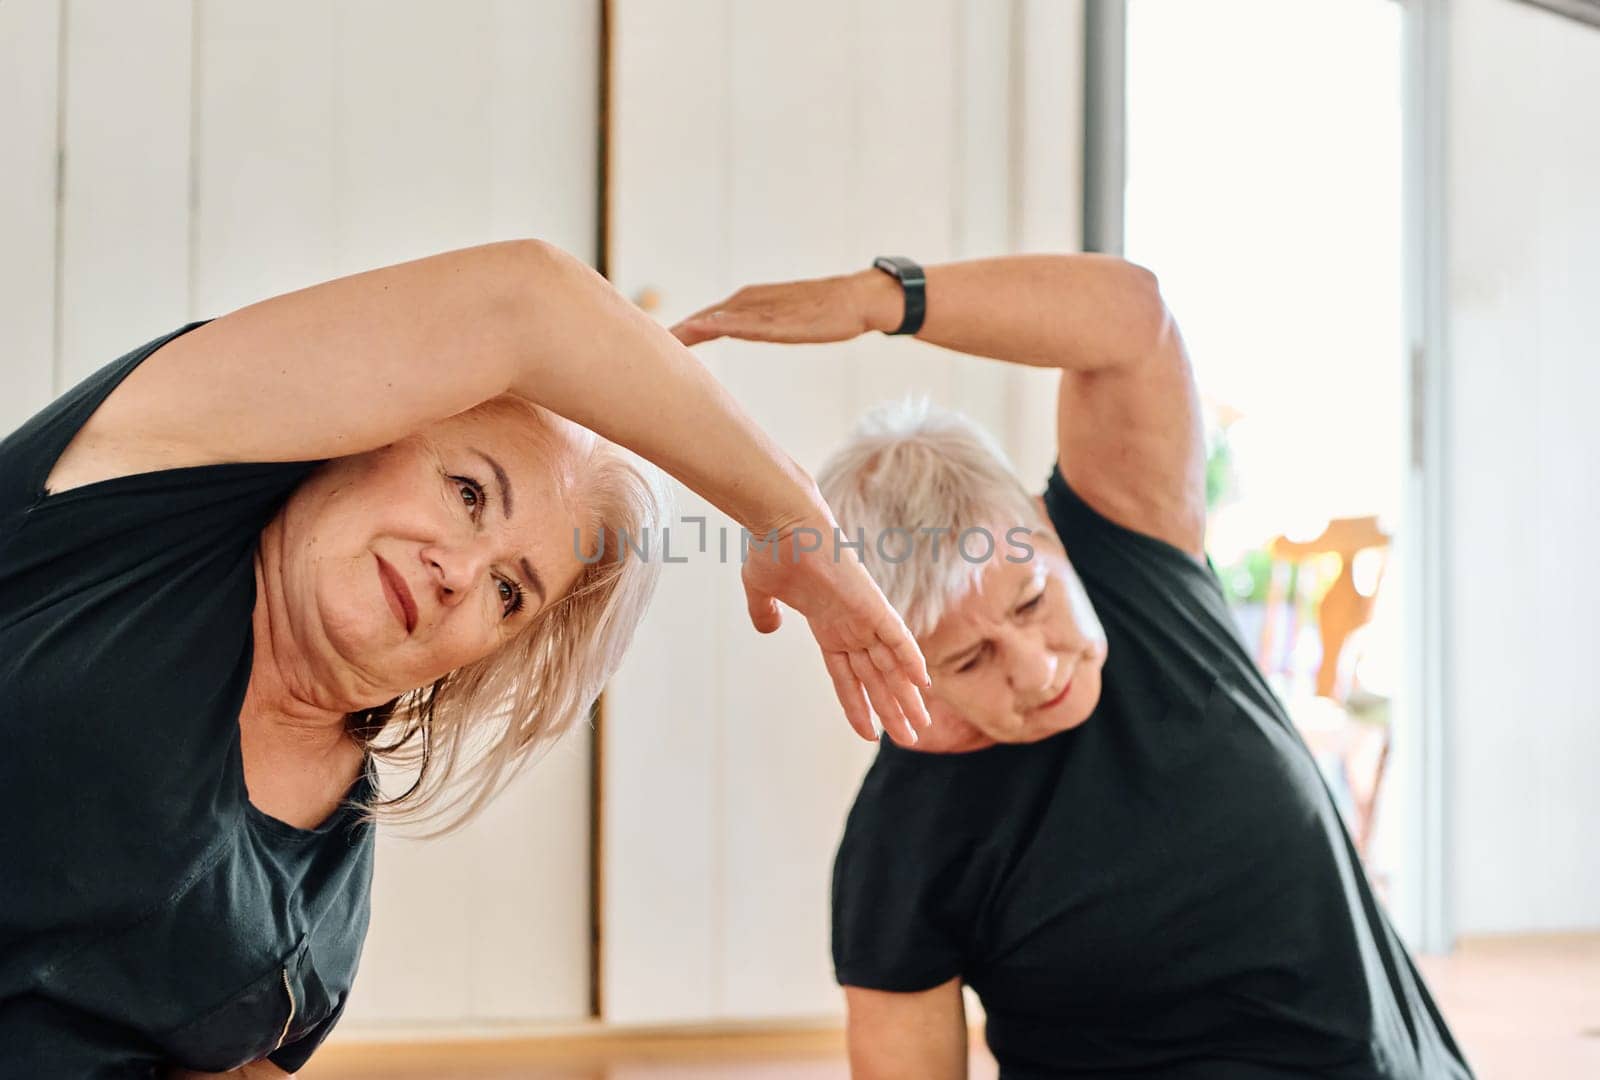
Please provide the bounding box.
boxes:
[0,240,930,1078]
[674,255,1472,1079]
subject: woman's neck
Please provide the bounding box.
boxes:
[245,546,356,748]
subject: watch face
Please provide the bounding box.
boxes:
[875,256,921,281]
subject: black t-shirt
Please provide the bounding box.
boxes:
[0,325,375,1078]
[833,467,1472,1080]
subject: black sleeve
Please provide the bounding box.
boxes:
[1042,463,1223,601]
[831,758,990,993]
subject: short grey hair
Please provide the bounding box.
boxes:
[817,398,1048,638]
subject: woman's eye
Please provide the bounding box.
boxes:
[956,648,984,674]
[450,475,486,516]
[1017,592,1044,616]
[496,577,525,618]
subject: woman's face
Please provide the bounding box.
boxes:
[261,404,588,711]
[918,532,1108,748]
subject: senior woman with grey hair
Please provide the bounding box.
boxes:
[673,255,1472,1079]
[0,240,930,1079]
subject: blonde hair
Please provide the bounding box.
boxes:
[351,396,668,834]
[817,398,1047,638]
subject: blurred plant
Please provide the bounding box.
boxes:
[1222,547,1275,605]
[1203,403,1269,607]
[1205,420,1238,512]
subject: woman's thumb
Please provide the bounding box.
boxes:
[745,585,783,634]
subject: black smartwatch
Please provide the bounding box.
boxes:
[871,256,927,336]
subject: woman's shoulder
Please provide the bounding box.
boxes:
[1,327,322,615]
[1042,465,1207,569]
[0,324,208,512]
[845,733,1071,857]
[1041,464,1232,632]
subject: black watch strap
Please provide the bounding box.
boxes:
[872,256,927,336]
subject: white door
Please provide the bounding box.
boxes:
[0,0,61,435]
[603,0,1082,1023]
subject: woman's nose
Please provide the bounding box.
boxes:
[1006,639,1058,695]
[421,544,486,605]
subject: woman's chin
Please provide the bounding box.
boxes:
[993,696,1099,744]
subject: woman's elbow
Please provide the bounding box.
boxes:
[1124,259,1168,323]
[504,236,586,281]
[492,237,606,328]
[1105,259,1174,366]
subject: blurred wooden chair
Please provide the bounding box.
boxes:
[1255,516,1392,860]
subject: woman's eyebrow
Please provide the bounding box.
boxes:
[469,447,514,518]
[520,557,547,608]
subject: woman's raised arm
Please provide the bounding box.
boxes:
[671,254,1207,558]
[61,241,805,533]
[49,239,930,741]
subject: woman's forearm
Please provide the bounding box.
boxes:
[852,253,1172,373]
[505,241,822,534]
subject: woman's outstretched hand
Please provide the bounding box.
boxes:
[669,269,902,347]
[740,515,932,747]
[670,270,929,743]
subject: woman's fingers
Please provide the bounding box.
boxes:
[868,640,929,730]
[868,642,932,731]
[849,651,919,747]
[824,651,877,741]
[669,292,764,346]
[670,317,724,347]
[861,600,931,728]
[874,611,931,691]
[670,303,744,346]
[671,280,862,347]
[892,670,932,732]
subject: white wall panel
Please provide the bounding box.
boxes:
[947,0,1023,455]
[190,0,339,316]
[1446,0,1600,934]
[1009,0,1086,485]
[603,0,730,1025]
[717,0,908,1018]
[487,0,601,258]
[850,0,963,419]
[57,0,192,387]
[0,0,61,437]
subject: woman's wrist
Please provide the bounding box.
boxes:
[742,474,835,541]
[850,267,908,335]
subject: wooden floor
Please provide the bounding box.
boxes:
[1415,933,1600,1079]
[303,934,1599,1080]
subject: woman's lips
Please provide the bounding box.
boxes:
[375,555,418,635]
[1030,678,1073,714]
